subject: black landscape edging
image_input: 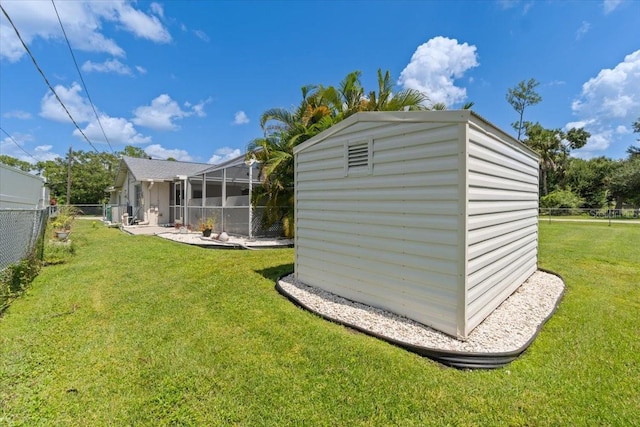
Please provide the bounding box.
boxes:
[275,269,565,370]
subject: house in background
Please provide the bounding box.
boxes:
[107,154,267,236]
[293,111,539,339]
[108,156,210,226]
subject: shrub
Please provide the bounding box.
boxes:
[0,255,41,314]
[541,189,584,215]
[50,205,82,232]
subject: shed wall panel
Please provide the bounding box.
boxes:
[295,263,459,334]
[465,125,539,328]
[297,199,459,216]
[295,121,462,336]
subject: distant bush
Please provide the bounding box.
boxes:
[541,189,585,215]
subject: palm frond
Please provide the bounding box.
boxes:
[260,108,296,130]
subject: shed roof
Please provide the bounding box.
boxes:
[114,156,210,187]
[293,110,535,157]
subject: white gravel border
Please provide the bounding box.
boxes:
[157,232,293,247]
[278,270,564,354]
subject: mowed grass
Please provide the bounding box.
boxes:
[1,221,638,425]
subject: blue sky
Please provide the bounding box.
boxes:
[1,0,639,165]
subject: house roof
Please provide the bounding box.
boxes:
[114,156,211,187]
[193,151,251,175]
[187,151,260,183]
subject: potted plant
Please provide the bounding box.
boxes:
[50,205,80,239]
[198,215,216,237]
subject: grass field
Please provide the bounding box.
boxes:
[1,221,638,425]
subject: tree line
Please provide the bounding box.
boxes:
[0,145,148,205]
[507,78,640,210]
[1,72,638,219]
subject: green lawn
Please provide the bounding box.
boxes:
[1,221,638,426]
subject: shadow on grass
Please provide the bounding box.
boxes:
[255,263,293,282]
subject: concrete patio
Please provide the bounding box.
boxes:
[119,224,293,249]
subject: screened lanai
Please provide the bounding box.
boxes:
[180,154,276,238]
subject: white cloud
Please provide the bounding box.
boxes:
[81,59,132,75]
[0,133,59,162]
[149,3,165,19]
[3,110,32,119]
[616,125,630,134]
[497,0,534,14]
[497,0,518,9]
[132,94,191,131]
[133,95,209,130]
[192,98,212,118]
[40,82,94,123]
[398,37,479,107]
[39,82,150,145]
[576,21,591,40]
[233,111,250,125]
[75,115,151,145]
[144,144,193,161]
[115,2,171,43]
[32,145,60,161]
[193,30,210,42]
[603,0,622,14]
[0,0,170,62]
[0,132,32,155]
[522,1,534,15]
[208,147,242,164]
[572,50,640,119]
[582,130,613,152]
[565,119,595,130]
[135,65,147,75]
[570,50,640,155]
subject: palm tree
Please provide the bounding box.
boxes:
[524,123,589,196]
[249,85,337,237]
[248,69,444,236]
[366,69,430,112]
[247,133,296,237]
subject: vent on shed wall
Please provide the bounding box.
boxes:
[345,139,372,176]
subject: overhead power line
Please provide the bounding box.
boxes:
[51,0,113,153]
[0,127,39,162]
[0,3,99,153]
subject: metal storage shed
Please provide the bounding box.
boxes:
[293,111,540,339]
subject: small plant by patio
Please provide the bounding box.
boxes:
[198,215,217,237]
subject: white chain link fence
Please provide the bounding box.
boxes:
[1,208,48,311]
[539,207,640,220]
[0,209,48,272]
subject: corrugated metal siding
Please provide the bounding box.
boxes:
[465,123,539,333]
[295,121,462,336]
